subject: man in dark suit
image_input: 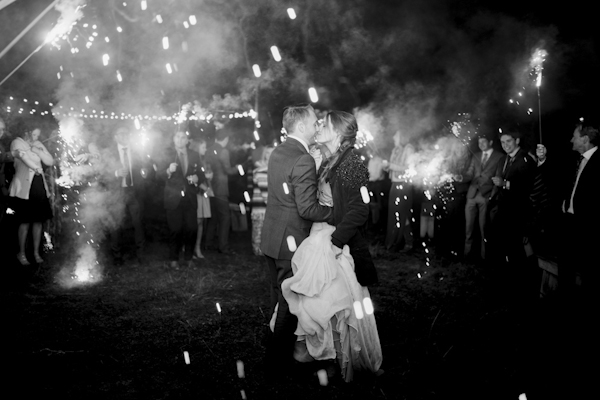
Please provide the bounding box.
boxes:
[205,129,239,254]
[560,120,599,298]
[109,125,152,266]
[260,104,333,371]
[489,130,535,267]
[160,130,201,269]
[462,134,503,261]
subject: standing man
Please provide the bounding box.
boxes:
[205,129,239,254]
[109,125,152,266]
[560,119,599,299]
[260,104,333,372]
[463,134,502,261]
[489,130,535,268]
[161,130,201,269]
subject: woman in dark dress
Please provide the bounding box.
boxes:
[9,124,54,265]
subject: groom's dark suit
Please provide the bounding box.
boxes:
[260,137,333,367]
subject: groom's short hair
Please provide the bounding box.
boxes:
[282,103,314,135]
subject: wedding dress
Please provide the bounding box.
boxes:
[281,176,383,382]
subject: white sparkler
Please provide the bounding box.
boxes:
[270,46,282,62]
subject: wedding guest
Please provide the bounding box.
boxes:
[383,131,415,252]
[8,122,54,265]
[160,130,201,269]
[366,155,389,237]
[250,145,273,255]
[489,130,536,267]
[0,117,14,225]
[191,137,212,260]
[462,134,502,261]
[108,125,152,266]
[205,129,239,254]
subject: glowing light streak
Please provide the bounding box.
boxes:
[286,236,297,252]
[140,0,147,10]
[353,301,364,319]
[183,351,190,364]
[252,64,261,77]
[253,130,260,141]
[102,53,109,66]
[216,303,222,313]
[317,369,328,386]
[363,297,374,315]
[156,14,163,23]
[308,87,318,103]
[105,36,110,43]
[287,8,297,19]
[117,26,122,33]
[162,36,169,50]
[360,186,370,204]
[236,360,245,378]
[239,203,247,215]
[189,15,197,25]
[243,191,250,203]
[282,182,289,194]
[166,63,173,74]
[134,118,140,130]
[183,21,189,29]
[116,70,122,82]
[238,165,245,176]
[85,96,90,103]
[270,45,281,62]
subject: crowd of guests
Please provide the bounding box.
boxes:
[1,114,597,306]
[367,117,598,306]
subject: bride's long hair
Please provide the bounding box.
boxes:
[319,110,358,184]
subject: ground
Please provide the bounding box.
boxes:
[2,224,571,400]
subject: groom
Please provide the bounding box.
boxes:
[261,104,333,371]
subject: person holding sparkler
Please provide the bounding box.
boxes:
[108,125,152,266]
[488,130,535,270]
[383,131,416,253]
[8,120,54,265]
[250,145,273,256]
[160,130,201,269]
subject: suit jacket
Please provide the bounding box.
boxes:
[464,149,503,199]
[205,143,237,198]
[105,145,153,200]
[260,138,333,260]
[160,148,201,210]
[568,147,600,224]
[490,148,536,224]
[328,146,378,286]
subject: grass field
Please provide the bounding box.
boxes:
[3,224,567,400]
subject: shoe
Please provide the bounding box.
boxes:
[17,253,30,266]
[33,253,44,264]
[193,250,205,260]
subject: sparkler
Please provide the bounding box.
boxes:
[530,48,547,143]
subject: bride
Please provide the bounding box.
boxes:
[280,110,382,382]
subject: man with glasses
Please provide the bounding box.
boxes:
[260,104,334,374]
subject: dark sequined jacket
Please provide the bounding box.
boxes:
[326,146,378,286]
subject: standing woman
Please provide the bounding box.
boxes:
[9,123,54,265]
[192,137,212,260]
[383,131,415,252]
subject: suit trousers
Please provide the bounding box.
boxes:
[464,192,488,259]
[166,197,197,261]
[264,255,297,366]
[206,196,231,251]
[111,188,145,260]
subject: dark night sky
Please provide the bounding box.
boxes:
[0,0,598,149]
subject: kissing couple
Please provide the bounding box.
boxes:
[261,104,383,382]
